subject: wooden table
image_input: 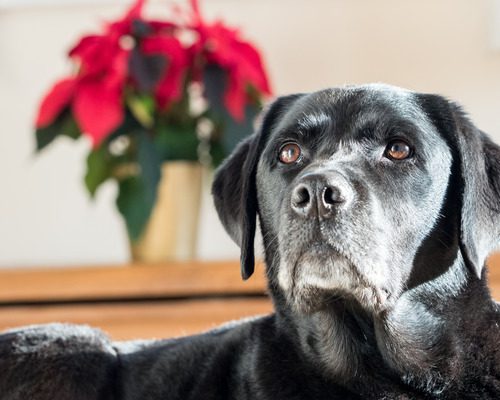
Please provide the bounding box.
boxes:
[0,261,272,340]
[0,256,499,340]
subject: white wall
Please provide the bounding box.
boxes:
[1,0,500,267]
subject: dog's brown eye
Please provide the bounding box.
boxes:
[279,143,302,164]
[384,140,412,160]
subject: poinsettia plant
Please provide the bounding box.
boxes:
[34,0,272,241]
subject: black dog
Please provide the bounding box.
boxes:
[1,84,500,399]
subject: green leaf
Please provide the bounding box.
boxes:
[203,65,227,114]
[116,175,151,241]
[106,111,143,143]
[137,132,162,200]
[154,124,199,162]
[116,132,161,241]
[84,145,112,197]
[208,141,226,167]
[35,109,81,152]
[126,94,155,129]
[128,48,167,92]
[220,104,260,156]
[205,104,260,168]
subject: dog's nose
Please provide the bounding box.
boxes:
[291,175,346,218]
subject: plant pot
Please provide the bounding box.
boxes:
[130,161,203,262]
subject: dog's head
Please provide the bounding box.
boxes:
[212,84,500,315]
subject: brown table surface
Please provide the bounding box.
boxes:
[0,255,498,340]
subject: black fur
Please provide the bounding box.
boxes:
[1,85,500,400]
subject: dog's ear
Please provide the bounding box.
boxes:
[212,94,303,280]
[417,93,500,279]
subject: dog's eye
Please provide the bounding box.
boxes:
[384,140,412,161]
[279,142,302,164]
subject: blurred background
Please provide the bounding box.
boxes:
[2,0,500,268]
[1,0,500,339]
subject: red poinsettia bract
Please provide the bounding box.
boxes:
[35,0,145,147]
[189,0,271,120]
[35,0,272,147]
[141,35,190,108]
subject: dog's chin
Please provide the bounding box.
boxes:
[280,244,392,315]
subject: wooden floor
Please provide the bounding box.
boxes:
[0,255,499,340]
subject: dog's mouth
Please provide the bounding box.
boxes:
[282,241,392,315]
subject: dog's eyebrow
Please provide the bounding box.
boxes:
[354,117,422,142]
[295,112,331,134]
[273,112,331,140]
